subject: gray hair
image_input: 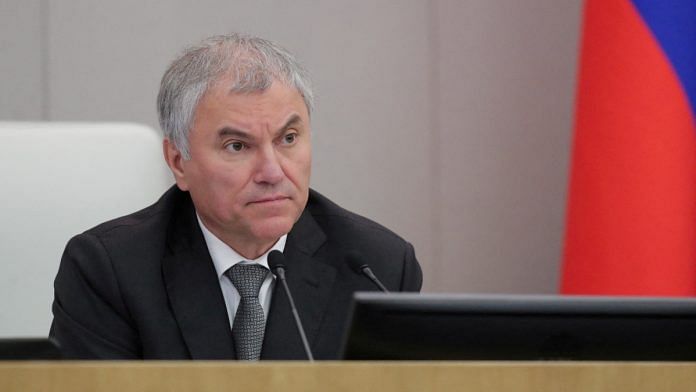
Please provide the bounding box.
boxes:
[157,33,314,159]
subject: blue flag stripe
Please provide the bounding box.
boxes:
[630,0,696,117]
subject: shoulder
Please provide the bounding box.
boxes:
[62,185,190,273]
[305,188,409,247]
[82,185,186,243]
[303,189,422,291]
[56,185,190,309]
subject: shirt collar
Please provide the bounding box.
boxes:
[196,214,287,279]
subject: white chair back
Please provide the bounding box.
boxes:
[0,122,173,337]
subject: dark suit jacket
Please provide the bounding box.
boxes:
[50,186,422,359]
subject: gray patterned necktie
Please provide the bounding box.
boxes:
[225,263,268,360]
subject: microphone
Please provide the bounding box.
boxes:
[346,251,390,293]
[267,250,314,361]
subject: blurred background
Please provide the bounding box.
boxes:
[0,0,583,294]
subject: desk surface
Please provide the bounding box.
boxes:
[2,361,695,392]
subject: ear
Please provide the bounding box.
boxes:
[163,138,190,191]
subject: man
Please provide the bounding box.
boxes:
[50,33,422,360]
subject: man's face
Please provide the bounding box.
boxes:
[165,80,312,258]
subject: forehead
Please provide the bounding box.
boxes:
[196,79,309,123]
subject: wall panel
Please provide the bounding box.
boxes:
[434,0,582,292]
[0,0,43,120]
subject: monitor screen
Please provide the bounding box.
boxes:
[340,293,696,360]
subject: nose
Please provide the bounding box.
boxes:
[253,145,284,185]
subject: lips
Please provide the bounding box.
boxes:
[248,195,290,205]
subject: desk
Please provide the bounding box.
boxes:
[2,361,695,391]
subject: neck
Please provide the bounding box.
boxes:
[197,215,280,260]
[226,239,276,260]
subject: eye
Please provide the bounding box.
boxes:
[225,141,246,152]
[282,132,297,145]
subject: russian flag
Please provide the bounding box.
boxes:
[561,0,696,295]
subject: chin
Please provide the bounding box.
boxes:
[251,217,295,242]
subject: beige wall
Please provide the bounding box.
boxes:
[0,0,582,293]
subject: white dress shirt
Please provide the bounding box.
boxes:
[196,215,285,330]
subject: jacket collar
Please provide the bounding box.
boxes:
[162,190,237,359]
[261,206,337,359]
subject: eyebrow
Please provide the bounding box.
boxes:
[217,127,250,140]
[216,114,304,141]
[276,114,303,136]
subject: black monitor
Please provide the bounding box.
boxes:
[0,338,61,360]
[340,293,696,360]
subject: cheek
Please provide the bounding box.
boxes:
[196,165,249,204]
[290,148,312,182]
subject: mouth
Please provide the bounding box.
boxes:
[248,195,290,205]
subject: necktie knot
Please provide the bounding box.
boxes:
[226,263,267,298]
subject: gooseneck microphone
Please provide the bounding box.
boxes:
[346,251,390,293]
[267,250,314,361]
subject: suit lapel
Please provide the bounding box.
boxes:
[162,194,236,359]
[261,209,337,359]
